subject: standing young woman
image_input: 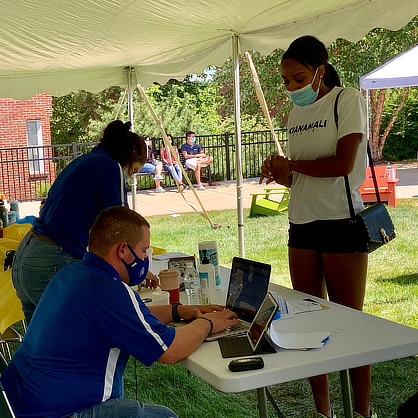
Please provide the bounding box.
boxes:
[12,120,148,325]
[261,36,374,418]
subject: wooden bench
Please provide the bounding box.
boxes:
[249,187,290,217]
[359,165,399,208]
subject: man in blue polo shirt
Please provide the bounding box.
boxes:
[181,131,213,190]
[1,206,239,418]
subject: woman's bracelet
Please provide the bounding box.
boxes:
[196,316,214,335]
[172,303,182,322]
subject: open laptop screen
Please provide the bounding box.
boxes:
[248,291,278,352]
[226,257,271,323]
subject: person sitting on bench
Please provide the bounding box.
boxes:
[181,131,213,190]
[139,135,165,193]
[160,135,188,191]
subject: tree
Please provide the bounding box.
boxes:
[214,16,418,161]
[51,76,225,144]
[50,87,124,144]
[328,17,418,160]
[214,51,291,129]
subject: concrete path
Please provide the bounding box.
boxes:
[17,164,418,219]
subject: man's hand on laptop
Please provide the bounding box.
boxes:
[197,310,241,334]
[178,304,224,321]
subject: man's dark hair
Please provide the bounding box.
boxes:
[89,206,150,257]
[99,120,147,170]
[186,131,195,139]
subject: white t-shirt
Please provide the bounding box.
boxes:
[287,86,367,224]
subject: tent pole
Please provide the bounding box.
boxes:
[232,33,245,257]
[365,88,371,166]
[126,67,137,212]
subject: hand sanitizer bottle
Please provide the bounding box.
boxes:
[199,250,217,305]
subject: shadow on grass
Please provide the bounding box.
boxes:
[379,273,418,286]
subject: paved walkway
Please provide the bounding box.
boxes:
[18,164,418,219]
[130,164,418,218]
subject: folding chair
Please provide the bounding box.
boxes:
[0,326,23,363]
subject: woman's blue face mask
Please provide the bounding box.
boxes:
[286,68,320,107]
[121,245,149,286]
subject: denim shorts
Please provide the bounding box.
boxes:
[288,218,368,253]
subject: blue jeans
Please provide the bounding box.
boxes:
[163,163,182,183]
[140,162,162,174]
[70,398,178,418]
[12,231,81,325]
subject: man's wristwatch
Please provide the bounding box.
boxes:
[172,302,182,322]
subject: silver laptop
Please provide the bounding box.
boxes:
[206,257,271,341]
[218,291,279,358]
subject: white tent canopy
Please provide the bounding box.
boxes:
[1,0,418,100]
[360,44,418,90]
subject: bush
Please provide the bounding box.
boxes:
[382,87,418,161]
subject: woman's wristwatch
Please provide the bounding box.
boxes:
[172,302,182,322]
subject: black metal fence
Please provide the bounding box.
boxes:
[0,130,287,201]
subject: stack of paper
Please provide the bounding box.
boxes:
[268,292,331,350]
[269,322,331,350]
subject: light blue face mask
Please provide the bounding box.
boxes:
[286,68,320,106]
[190,136,196,143]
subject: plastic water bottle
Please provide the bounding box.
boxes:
[387,166,395,181]
[0,199,8,228]
[184,266,202,305]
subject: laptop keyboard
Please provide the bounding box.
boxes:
[209,322,249,340]
[218,335,253,358]
[226,323,248,334]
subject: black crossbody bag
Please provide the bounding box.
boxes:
[335,90,395,253]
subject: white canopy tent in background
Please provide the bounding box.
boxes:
[359,44,418,154]
[1,1,418,258]
[360,44,418,90]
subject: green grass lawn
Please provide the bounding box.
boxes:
[126,199,418,417]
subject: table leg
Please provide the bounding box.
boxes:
[266,387,286,417]
[257,387,269,418]
[340,369,353,418]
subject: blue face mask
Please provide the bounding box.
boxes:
[190,137,196,143]
[286,68,320,107]
[121,245,149,286]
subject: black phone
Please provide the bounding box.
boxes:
[228,357,264,372]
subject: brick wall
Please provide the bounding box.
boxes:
[0,94,55,200]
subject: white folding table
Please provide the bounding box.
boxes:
[150,260,418,418]
[176,266,418,418]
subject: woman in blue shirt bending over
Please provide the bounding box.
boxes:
[12,120,147,325]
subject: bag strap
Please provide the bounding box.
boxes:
[333,89,381,220]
